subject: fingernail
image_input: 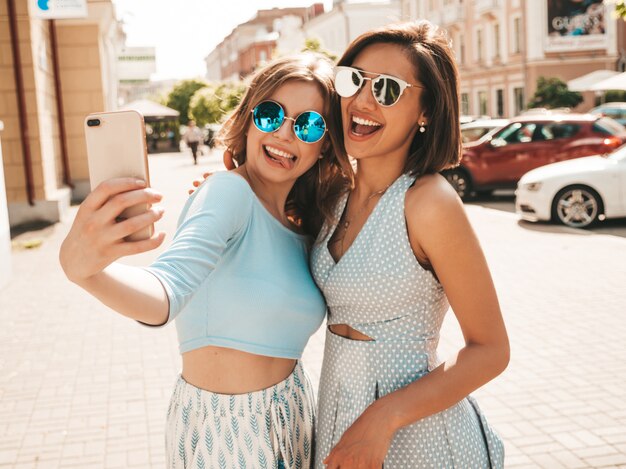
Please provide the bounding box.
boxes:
[136,179,146,187]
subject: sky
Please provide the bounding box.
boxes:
[111,0,334,81]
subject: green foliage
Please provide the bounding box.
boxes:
[301,37,338,62]
[166,79,208,125]
[189,82,247,126]
[615,1,626,19]
[528,76,583,109]
[596,90,626,106]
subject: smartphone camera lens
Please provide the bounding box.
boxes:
[87,119,101,127]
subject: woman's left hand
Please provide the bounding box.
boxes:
[323,404,395,468]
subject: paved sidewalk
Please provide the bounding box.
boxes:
[1,150,625,468]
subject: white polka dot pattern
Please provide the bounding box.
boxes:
[310,173,505,468]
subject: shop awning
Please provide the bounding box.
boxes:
[589,72,626,92]
[567,70,619,92]
[119,100,180,121]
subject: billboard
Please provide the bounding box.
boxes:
[32,0,88,19]
[546,0,606,52]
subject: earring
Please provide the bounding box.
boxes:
[419,121,427,133]
[318,154,324,159]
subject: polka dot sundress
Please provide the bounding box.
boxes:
[310,173,505,468]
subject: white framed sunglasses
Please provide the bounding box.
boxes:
[334,66,424,107]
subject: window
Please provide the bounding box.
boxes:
[461,93,470,115]
[542,123,580,139]
[514,87,525,115]
[494,23,500,58]
[477,29,483,62]
[513,17,521,54]
[495,122,540,144]
[462,127,491,143]
[593,118,626,135]
[478,91,488,116]
[496,89,504,117]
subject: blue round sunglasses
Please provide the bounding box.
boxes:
[251,100,327,144]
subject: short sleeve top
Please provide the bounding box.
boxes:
[144,172,327,358]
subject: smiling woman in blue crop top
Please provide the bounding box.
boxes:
[59,53,351,468]
[145,171,325,358]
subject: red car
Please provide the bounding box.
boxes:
[442,114,626,199]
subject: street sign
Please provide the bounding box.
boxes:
[32,0,88,19]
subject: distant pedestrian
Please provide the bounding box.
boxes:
[182,120,203,164]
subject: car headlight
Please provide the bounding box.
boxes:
[521,182,543,191]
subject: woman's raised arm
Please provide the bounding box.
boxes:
[59,178,170,325]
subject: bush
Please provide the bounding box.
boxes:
[528,76,583,109]
[166,79,208,125]
[189,82,246,126]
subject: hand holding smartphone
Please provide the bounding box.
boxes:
[84,110,153,241]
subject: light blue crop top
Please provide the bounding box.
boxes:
[143,172,327,358]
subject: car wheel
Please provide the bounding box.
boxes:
[443,169,473,200]
[551,185,604,229]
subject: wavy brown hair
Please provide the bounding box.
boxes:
[337,20,462,176]
[219,53,352,238]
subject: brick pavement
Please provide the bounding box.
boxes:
[1,150,625,468]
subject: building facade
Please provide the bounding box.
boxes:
[0,0,123,227]
[303,0,401,56]
[0,120,11,289]
[116,46,157,106]
[204,5,325,81]
[401,0,626,118]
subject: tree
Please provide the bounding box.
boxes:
[301,38,338,62]
[611,1,626,19]
[166,79,207,125]
[189,82,247,126]
[528,76,583,109]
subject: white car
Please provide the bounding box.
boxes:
[516,145,626,228]
[461,119,509,144]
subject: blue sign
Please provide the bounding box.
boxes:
[32,0,87,19]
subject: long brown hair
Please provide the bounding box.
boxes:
[337,20,462,175]
[219,53,351,237]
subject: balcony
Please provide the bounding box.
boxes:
[474,0,501,16]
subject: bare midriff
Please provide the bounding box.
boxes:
[182,345,297,394]
[328,324,374,341]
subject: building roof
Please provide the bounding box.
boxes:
[119,99,180,119]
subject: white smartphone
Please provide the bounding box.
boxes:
[84,110,153,241]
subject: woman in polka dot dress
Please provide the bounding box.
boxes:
[311,21,510,468]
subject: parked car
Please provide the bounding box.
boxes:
[515,143,626,228]
[442,114,626,199]
[461,119,509,144]
[589,102,626,126]
[460,114,491,125]
[520,107,572,116]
